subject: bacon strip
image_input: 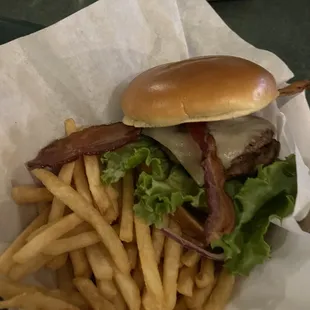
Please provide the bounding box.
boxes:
[278,80,310,96]
[187,123,235,244]
[27,123,141,169]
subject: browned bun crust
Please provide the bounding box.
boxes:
[121,56,279,127]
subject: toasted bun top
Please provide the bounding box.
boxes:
[121,56,279,127]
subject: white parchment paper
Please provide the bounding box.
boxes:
[0,0,310,309]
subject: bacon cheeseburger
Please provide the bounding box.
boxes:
[28,56,299,275]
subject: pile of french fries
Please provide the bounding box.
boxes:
[0,119,235,310]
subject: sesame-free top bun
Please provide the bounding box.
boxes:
[121,56,279,127]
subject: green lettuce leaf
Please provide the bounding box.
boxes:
[134,166,206,227]
[212,155,297,275]
[101,138,170,184]
[101,138,205,227]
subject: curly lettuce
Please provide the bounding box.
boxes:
[213,155,297,275]
[101,138,170,184]
[101,138,205,226]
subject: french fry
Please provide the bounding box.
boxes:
[135,215,164,305]
[177,265,198,297]
[47,253,68,270]
[0,208,49,275]
[125,242,138,270]
[26,221,55,242]
[142,290,163,310]
[0,278,87,309]
[43,231,100,255]
[13,213,82,264]
[38,202,49,214]
[56,261,75,293]
[70,249,92,278]
[48,162,75,221]
[195,259,214,289]
[64,118,77,135]
[85,244,113,280]
[97,279,117,301]
[152,216,168,264]
[106,185,119,219]
[114,268,141,310]
[181,250,200,268]
[48,119,77,222]
[114,179,123,215]
[203,269,235,310]
[163,220,182,310]
[113,290,127,310]
[73,157,92,203]
[0,292,79,310]
[64,222,93,237]
[84,155,110,214]
[74,277,116,310]
[9,254,53,281]
[11,186,53,205]
[112,223,120,236]
[174,297,187,310]
[185,282,215,309]
[120,171,134,242]
[100,245,141,310]
[31,168,130,274]
[47,119,77,269]
[132,264,145,292]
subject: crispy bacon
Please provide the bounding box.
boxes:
[187,123,235,244]
[27,123,141,169]
[278,80,310,96]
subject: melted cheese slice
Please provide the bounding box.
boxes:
[143,116,275,186]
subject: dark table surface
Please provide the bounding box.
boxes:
[0,0,309,99]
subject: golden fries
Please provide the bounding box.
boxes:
[73,157,92,203]
[32,168,130,274]
[114,268,141,310]
[203,269,235,310]
[174,297,187,310]
[0,277,86,308]
[0,208,49,275]
[84,155,111,215]
[97,279,117,301]
[43,231,100,255]
[132,264,145,291]
[125,242,138,270]
[163,219,182,310]
[195,258,214,289]
[181,250,200,268]
[185,282,215,309]
[9,254,52,281]
[86,244,113,280]
[11,185,53,205]
[70,249,92,278]
[120,171,134,242]
[113,291,127,310]
[106,185,119,218]
[135,215,164,306]
[74,277,116,310]
[56,261,74,293]
[13,213,82,264]
[0,291,79,310]
[47,253,68,270]
[48,162,75,221]
[177,265,198,297]
[152,215,168,264]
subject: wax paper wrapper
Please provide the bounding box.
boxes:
[0,0,310,309]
